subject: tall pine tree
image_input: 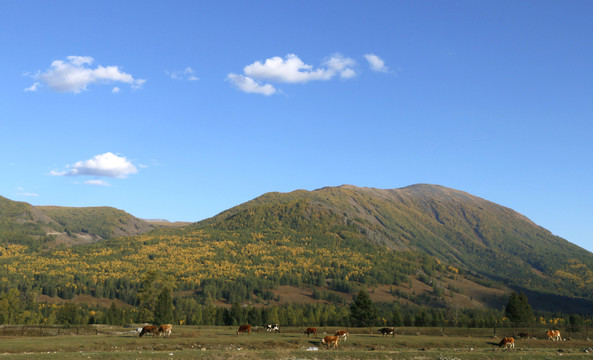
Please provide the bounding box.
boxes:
[505,291,533,324]
[350,289,378,327]
[154,287,174,325]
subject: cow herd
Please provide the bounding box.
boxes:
[496,330,563,349]
[137,323,564,351]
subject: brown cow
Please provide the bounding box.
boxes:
[334,329,349,341]
[237,324,252,335]
[157,324,172,337]
[499,337,515,349]
[139,325,159,337]
[518,332,529,339]
[304,327,317,337]
[322,335,340,349]
[546,330,561,341]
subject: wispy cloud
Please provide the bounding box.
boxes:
[17,187,39,197]
[364,53,389,73]
[84,179,110,186]
[226,73,277,95]
[24,82,40,92]
[26,56,146,93]
[167,67,199,81]
[51,152,138,179]
[227,53,356,95]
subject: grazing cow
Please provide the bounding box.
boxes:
[266,324,280,332]
[378,327,395,337]
[546,330,561,341]
[334,330,349,341]
[139,325,159,337]
[321,335,340,349]
[237,324,252,335]
[499,337,515,349]
[157,324,172,337]
[518,332,529,339]
[304,327,317,337]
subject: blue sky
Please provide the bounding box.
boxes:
[1,1,592,251]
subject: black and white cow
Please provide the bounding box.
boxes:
[378,327,395,337]
[266,324,280,332]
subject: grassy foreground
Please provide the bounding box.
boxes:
[0,326,592,359]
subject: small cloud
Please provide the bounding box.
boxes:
[167,67,199,81]
[364,53,389,73]
[112,87,120,93]
[27,56,146,94]
[51,152,138,179]
[226,73,277,95]
[16,187,39,197]
[24,82,41,92]
[21,193,39,197]
[228,53,356,95]
[84,179,110,186]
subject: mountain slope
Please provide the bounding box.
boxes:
[198,184,593,300]
[0,196,155,247]
[2,185,592,314]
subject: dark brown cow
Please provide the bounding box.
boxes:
[334,329,349,341]
[499,337,515,349]
[518,332,529,339]
[237,324,252,335]
[378,327,395,337]
[321,335,340,349]
[157,324,172,337]
[139,325,159,337]
[304,327,317,337]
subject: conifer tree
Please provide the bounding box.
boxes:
[154,287,174,325]
[350,289,378,327]
[505,291,533,323]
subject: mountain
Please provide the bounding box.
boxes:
[0,196,155,247]
[2,185,592,314]
[196,184,593,309]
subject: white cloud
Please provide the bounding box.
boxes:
[364,53,388,73]
[29,56,146,93]
[16,187,39,197]
[112,87,120,93]
[84,179,110,186]
[226,73,277,95]
[244,54,356,83]
[24,82,40,92]
[229,53,356,95]
[51,152,138,179]
[168,67,199,81]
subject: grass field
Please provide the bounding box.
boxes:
[1,325,592,359]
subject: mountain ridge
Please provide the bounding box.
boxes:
[0,196,155,247]
[1,184,592,314]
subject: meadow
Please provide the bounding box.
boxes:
[1,326,592,359]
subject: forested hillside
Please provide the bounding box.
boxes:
[0,196,154,247]
[1,185,592,326]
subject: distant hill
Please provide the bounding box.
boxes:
[0,196,155,247]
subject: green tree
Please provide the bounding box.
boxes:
[154,287,174,325]
[350,289,377,327]
[505,291,533,323]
